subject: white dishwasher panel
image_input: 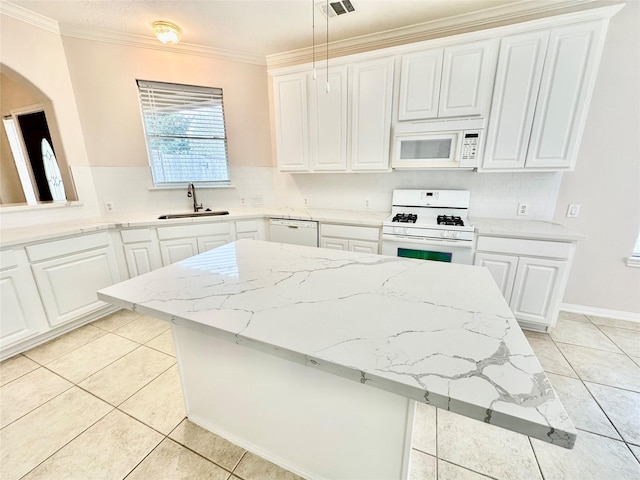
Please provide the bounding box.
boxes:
[269,219,318,247]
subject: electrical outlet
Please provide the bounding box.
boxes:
[517,203,529,216]
[364,199,370,209]
[566,203,581,218]
[104,201,115,213]
[304,198,309,207]
[240,197,246,206]
[251,195,263,206]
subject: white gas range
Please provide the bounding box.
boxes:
[382,189,474,264]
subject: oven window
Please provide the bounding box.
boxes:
[398,248,452,263]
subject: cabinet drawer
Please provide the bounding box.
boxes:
[157,222,231,240]
[0,250,18,269]
[476,236,573,259]
[235,220,259,234]
[320,224,380,242]
[121,229,154,243]
[26,232,111,262]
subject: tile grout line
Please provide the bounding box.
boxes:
[16,396,115,480]
[546,324,639,454]
[528,436,546,480]
[590,321,639,365]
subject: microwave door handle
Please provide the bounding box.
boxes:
[382,234,472,249]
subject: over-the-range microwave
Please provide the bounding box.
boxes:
[391,118,485,169]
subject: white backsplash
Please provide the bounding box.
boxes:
[274,169,563,220]
[87,166,562,220]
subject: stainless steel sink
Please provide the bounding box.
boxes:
[158,211,229,219]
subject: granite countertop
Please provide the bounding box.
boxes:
[98,239,577,449]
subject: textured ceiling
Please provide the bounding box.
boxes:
[9,0,586,57]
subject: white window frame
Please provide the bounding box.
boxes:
[628,231,640,267]
[137,80,231,188]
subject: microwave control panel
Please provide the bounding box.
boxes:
[461,132,480,161]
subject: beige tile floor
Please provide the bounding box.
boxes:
[1,309,639,480]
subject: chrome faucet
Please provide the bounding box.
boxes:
[187,183,203,212]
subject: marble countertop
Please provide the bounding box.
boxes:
[471,217,587,241]
[98,239,577,449]
[0,208,389,247]
[0,208,585,247]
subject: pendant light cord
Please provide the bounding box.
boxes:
[325,0,330,93]
[312,0,316,79]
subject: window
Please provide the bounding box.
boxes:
[137,80,230,187]
[629,231,640,267]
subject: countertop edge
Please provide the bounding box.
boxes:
[1,211,586,247]
[98,290,577,450]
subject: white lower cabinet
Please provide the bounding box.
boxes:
[121,228,162,277]
[0,249,48,351]
[27,232,121,328]
[235,219,266,241]
[474,236,574,330]
[319,223,380,254]
[157,222,235,265]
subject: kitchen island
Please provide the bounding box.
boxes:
[98,239,575,480]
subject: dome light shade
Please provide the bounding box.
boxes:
[152,21,182,45]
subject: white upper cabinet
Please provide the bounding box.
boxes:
[309,67,349,171]
[483,20,607,171]
[438,40,498,118]
[526,21,605,169]
[397,49,443,121]
[349,57,395,171]
[397,39,497,121]
[273,73,310,171]
[483,31,550,169]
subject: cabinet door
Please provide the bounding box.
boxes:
[510,257,568,326]
[397,49,443,121]
[273,73,310,171]
[474,252,519,302]
[482,31,550,169]
[349,57,394,171]
[198,235,233,253]
[350,240,379,255]
[123,243,162,277]
[320,237,349,251]
[160,239,198,265]
[438,39,497,118]
[526,21,606,169]
[309,67,348,171]
[31,247,121,328]
[0,264,46,349]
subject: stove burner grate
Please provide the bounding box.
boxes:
[392,213,417,223]
[437,215,464,226]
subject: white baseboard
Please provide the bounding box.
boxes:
[560,303,640,323]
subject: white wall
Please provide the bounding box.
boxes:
[552,1,640,315]
[1,4,637,316]
[0,14,100,227]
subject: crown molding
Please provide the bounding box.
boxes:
[0,1,265,66]
[0,1,60,34]
[59,25,266,66]
[266,0,609,69]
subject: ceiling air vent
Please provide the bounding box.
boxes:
[317,0,356,18]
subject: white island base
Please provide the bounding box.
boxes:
[173,320,415,480]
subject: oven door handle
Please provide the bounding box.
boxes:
[381,234,473,249]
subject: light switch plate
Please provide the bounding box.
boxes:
[567,203,581,218]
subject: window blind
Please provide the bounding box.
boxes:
[137,80,230,186]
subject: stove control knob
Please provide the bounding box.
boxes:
[441,230,459,239]
[394,227,408,235]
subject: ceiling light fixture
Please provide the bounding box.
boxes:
[152,21,182,45]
